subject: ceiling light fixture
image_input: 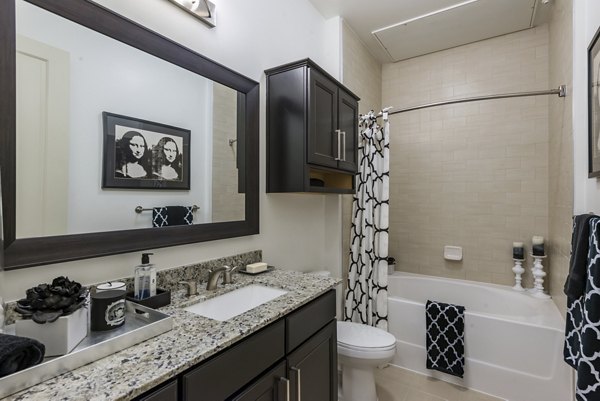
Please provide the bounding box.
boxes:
[167,0,216,28]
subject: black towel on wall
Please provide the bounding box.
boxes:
[564,214,596,300]
[152,206,193,227]
[0,334,45,378]
[564,217,600,401]
[425,300,465,378]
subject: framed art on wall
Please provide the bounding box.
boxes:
[102,112,191,189]
[589,26,600,177]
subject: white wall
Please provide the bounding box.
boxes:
[3,0,343,301]
[573,0,600,214]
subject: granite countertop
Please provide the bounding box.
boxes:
[2,269,341,401]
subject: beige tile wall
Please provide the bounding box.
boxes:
[341,21,382,288]
[211,83,245,223]
[548,0,574,316]
[382,27,550,287]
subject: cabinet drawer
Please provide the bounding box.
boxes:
[286,290,335,352]
[183,320,285,400]
[137,379,177,401]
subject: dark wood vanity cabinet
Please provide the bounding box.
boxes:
[266,59,359,194]
[135,290,337,401]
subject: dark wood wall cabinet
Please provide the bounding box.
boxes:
[133,290,337,401]
[266,59,359,194]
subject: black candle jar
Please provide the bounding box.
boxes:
[532,244,545,256]
[90,289,126,331]
[513,247,524,260]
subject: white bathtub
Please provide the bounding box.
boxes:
[387,272,572,401]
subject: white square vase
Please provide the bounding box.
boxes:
[15,306,88,356]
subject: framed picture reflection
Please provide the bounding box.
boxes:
[102,112,190,189]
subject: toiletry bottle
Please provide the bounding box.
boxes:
[134,253,154,300]
[148,254,157,297]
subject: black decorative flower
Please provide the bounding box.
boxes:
[15,276,88,324]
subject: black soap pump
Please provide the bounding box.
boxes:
[134,253,156,300]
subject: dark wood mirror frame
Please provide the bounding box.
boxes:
[0,0,259,270]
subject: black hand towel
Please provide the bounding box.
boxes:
[564,214,596,300]
[426,300,465,378]
[0,334,45,378]
[152,206,193,227]
[564,217,600,400]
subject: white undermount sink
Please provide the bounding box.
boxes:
[184,284,288,321]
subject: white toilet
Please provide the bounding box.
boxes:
[305,271,396,401]
[337,321,396,401]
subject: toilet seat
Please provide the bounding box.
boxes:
[338,342,396,353]
[337,321,396,360]
[338,343,395,360]
[337,321,396,349]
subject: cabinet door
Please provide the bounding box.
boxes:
[231,361,288,401]
[337,88,358,173]
[308,69,339,169]
[287,320,337,401]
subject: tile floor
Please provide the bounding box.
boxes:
[374,365,503,401]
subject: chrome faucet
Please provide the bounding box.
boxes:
[222,266,238,285]
[178,281,198,297]
[206,267,228,291]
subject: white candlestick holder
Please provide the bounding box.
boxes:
[512,259,525,291]
[530,254,551,299]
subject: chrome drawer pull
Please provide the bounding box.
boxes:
[279,377,290,401]
[334,130,341,161]
[291,367,301,400]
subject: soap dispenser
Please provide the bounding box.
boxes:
[134,253,156,300]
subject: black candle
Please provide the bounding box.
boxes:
[512,242,524,259]
[90,289,126,331]
[532,236,545,256]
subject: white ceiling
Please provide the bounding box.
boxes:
[308,0,552,63]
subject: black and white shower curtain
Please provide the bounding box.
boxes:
[344,110,390,330]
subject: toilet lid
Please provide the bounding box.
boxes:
[337,321,396,349]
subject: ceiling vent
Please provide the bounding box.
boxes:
[372,0,537,62]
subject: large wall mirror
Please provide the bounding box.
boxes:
[0,0,259,269]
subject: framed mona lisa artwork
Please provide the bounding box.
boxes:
[589,27,600,177]
[102,112,191,189]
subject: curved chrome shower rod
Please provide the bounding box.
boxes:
[379,85,566,117]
